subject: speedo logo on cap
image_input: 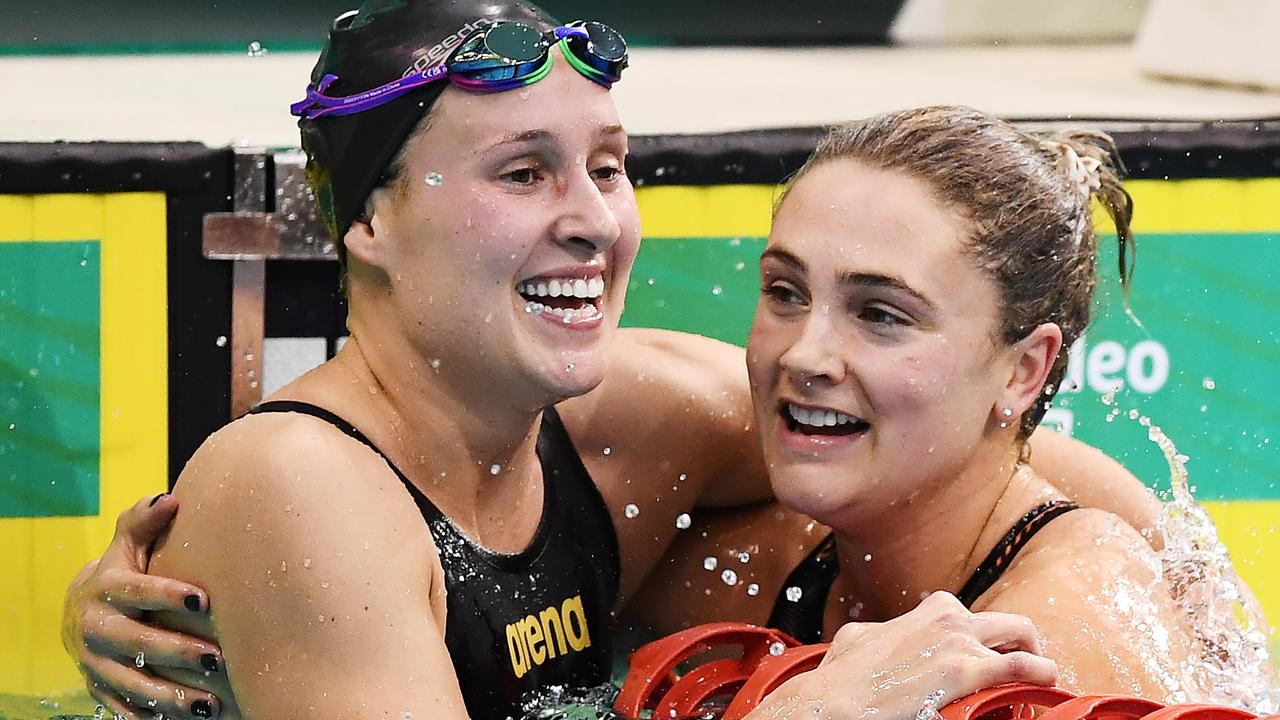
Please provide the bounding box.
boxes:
[403,19,494,78]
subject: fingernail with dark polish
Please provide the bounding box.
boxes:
[201,653,220,673]
[184,594,203,612]
[191,699,214,718]
[150,492,169,506]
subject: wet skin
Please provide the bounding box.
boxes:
[742,159,1216,700]
[66,70,1170,719]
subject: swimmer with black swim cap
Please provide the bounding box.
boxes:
[295,0,627,256]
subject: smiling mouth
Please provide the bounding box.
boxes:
[780,402,871,437]
[518,277,605,324]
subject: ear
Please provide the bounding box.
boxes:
[342,188,392,271]
[995,323,1063,424]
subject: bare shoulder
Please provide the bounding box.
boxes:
[149,411,461,716]
[1028,430,1162,542]
[977,508,1199,699]
[153,410,441,609]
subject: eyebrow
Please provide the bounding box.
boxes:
[761,248,938,311]
[482,129,555,154]
[482,125,627,155]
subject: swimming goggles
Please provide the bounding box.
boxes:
[291,20,628,120]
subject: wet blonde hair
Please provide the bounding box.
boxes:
[781,106,1135,437]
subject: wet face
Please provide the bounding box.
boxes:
[746,159,1013,524]
[358,46,641,405]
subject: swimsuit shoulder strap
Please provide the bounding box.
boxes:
[956,499,1081,607]
[247,399,444,522]
[767,531,839,644]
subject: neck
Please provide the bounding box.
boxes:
[830,441,1032,619]
[322,305,551,537]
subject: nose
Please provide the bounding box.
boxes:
[552,169,622,257]
[777,306,847,390]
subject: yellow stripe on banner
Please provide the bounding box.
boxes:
[1203,500,1280,631]
[637,184,778,239]
[0,192,168,696]
[636,179,1280,240]
[1094,178,1280,235]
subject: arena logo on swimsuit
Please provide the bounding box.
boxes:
[505,594,592,678]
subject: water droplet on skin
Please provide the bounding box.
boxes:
[747,583,760,596]
[303,558,312,568]
[603,447,611,456]
[424,172,444,187]
[624,503,640,519]
[769,641,786,656]
[489,464,502,476]
[678,473,687,482]
[1202,377,1217,390]
[215,335,228,347]
[135,651,145,668]
[565,363,575,373]
[864,553,873,561]
[430,358,441,369]
[721,569,738,585]
[785,586,803,602]
[703,556,718,571]
[738,552,750,563]
[675,513,691,530]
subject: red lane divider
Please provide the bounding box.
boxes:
[617,622,1266,720]
[1038,694,1165,720]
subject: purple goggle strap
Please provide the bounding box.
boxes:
[291,25,590,120]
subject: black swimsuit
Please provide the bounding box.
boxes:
[767,500,1080,643]
[249,401,621,720]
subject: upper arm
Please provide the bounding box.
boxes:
[561,328,772,508]
[1028,429,1162,545]
[150,417,469,719]
[977,510,1201,702]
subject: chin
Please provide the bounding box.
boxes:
[769,467,860,525]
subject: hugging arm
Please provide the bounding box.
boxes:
[62,494,223,719]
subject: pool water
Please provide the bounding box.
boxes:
[0,692,100,720]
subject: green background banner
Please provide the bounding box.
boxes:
[0,241,100,518]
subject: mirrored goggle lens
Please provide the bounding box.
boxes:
[581,21,626,62]
[484,22,546,63]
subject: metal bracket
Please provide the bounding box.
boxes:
[203,150,337,261]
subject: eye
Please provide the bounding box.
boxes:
[592,165,624,183]
[763,281,806,308]
[501,166,542,186]
[859,304,909,327]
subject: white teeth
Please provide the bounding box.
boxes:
[519,277,605,299]
[524,300,603,324]
[786,403,860,428]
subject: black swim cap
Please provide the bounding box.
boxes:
[300,0,560,246]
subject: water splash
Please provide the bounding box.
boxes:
[1140,412,1278,711]
[518,683,623,720]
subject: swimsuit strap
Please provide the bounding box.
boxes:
[248,399,444,522]
[956,500,1081,607]
[766,531,839,644]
